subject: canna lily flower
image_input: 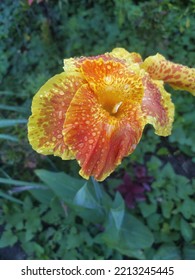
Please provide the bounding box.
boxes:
[28,48,195,181]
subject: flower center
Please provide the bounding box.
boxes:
[100,95,123,116]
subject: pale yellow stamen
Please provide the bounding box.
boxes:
[112,101,123,114]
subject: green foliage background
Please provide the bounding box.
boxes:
[0,0,195,260]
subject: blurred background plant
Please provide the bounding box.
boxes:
[0,0,195,260]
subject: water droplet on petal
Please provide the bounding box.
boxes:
[132,144,137,149]
[124,84,130,91]
[58,111,63,119]
[104,75,112,84]
[59,90,64,95]
[78,143,84,148]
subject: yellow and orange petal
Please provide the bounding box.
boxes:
[142,74,175,136]
[63,84,145,181]
[110,47,143,64]
[80,57,144,113]
[63,48,142,77]
[141,53,195,95]
[28,72,86,159]
[63,53,112,74]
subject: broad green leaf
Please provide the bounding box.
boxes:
[91,177,103,202]
[153,244,181,260]
[180,218,193,242]
[35,169,84,204]
[110,192,125,230]
[73,182,101,210]
[73,180,106,223]
[30,189,54,204]
[97,210,154,257]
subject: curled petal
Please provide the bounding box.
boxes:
[28,72,86,159]
[142,75,175,136]
[81,58,144,109]
[141,53,195,95]
[110,47,143,64]
[63,84,144,181]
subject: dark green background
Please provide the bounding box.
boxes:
[0,0,195,260]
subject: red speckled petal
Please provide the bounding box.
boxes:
[141,53,195,95]
[28,72,86,159]
[63,53,112,73]
[142,74,175,136]
[63,84,144,181]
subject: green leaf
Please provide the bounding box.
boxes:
[183,245,195,260]
[25,230,34,242]
[177,180,194,199]
[30,188,54,204]
[73,180,107,223]
[0,119,27,128]
[0,134,18,142]
[35,169,84,205]
[180,198,195,219]
[139,201,157,218]
[147,156,162,173]
[0,176,51,204]
[0,230,18,248]
[161,200,174,219]
[160,163,175,180]
[153,244,181,260]
[0,177,46,188]
[110,192,125,230]
[91,177,104,202]
[0,104,28,113]
[147,213,161,231]
[180,218,193,242]
[97,209,154,258]
[0,190,23,204]
[157,147,169,156]
[73,182,101,210]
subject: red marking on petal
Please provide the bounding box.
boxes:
[64,84,144,181]
[142,75,174,136]
[28,73,86,159]
[141,54,195,95]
